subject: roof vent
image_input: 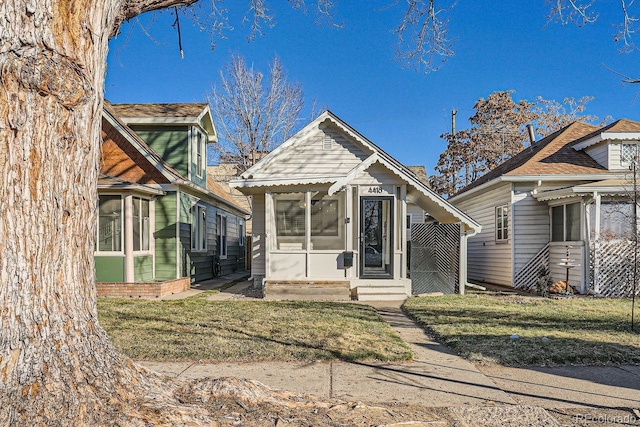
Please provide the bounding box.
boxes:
[323,134,333,150]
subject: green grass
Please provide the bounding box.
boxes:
[403,294,640,366]
[98,298,412,362]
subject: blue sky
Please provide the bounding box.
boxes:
[105,1,640,174]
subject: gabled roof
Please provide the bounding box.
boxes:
[110,102,217,142]
[102,102,248,216]
[453,122,607,197]
[232,110,481,233]
[572,118,640,150]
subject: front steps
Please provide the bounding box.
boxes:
[264,281,352,301]
[354,284,408,301]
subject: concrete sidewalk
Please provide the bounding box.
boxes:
[139,301,640,411]
[157,271,252,300]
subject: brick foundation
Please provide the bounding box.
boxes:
[96,277,190,298]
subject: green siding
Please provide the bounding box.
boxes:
[131,126,189,177]
[134,255,154,282]
[95,257,125,282]
[154,192,178,281]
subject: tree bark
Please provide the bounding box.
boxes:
[0,0,211,424]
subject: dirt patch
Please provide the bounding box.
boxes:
[203,401,639,426]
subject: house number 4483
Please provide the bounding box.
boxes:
[368,186,384,194]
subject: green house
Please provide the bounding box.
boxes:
[96,102,249,297]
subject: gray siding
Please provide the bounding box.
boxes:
[454,183,513,286]
[253,127,370,179]
[512,183,550,273]
[180,191,246,282]
[585,142,609,169]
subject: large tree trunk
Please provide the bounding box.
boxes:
[0,0,216,424]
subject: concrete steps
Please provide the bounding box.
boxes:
[264,281,352,301]
[355,285,408,301]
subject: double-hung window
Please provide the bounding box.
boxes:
[96,195,123,252]
[192,127,206,178]
[217,214,227,258]
[191,205,207,251]
[495,205,508,242]
[132,197,150,252]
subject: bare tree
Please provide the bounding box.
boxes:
[209,54,304,172]
[430,91,603,197]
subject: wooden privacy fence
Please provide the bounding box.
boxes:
[590,239,640,297]
[410,223,460,295]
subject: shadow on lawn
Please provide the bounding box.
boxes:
[402,304,640,367]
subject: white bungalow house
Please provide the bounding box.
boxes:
[230,111,481,301]
[450,118,640,296]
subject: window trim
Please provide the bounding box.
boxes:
[620,141,638,167]
[238,220,245,247]
[95,194,124,255]
[191,205,207,252]
[132,197,151,254]
[193,126,206,178]
[551,201,582,242]
[495,205,508,242]
[217,213,228,259]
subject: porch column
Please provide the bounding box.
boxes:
[459,226,468,295]
[305,191,311,278]
[265,191,273,279]
[345,186,353,279]
[150,198,156,280]
[124,194,134,283]
[593,192,601,293]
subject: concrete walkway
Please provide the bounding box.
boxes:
[157,271,252,300]
[138,298,640,411]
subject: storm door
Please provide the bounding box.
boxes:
[360,197,394,278]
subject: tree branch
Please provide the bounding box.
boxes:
[121,0,199,22]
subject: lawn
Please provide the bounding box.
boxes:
[403,294,640,366]
[98,297,412,362]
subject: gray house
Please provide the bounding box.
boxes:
[231,111,481,300]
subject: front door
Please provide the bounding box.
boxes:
[360,197,394,278]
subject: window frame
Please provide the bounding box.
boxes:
[191,205,207,252]
[95,194,124,255]
[620,141,638,167]
[217,213,228,258]
[551,202,582,242]
[192,126,206,178]
[495,205,509,242]
[132,197,151,253]
[238,220,245,247]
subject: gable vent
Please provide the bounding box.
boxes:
[323,134,334,150]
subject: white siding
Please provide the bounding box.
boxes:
[251,193,266,276]
[351,163,405,185]
[608,143,623,170]
[512,183,550,273]
[454,183,513,286]
[253,127,370,179]
[584,142,609,169]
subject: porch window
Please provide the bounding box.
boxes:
[191,205,207,251]
[274,193,306,250]
[97,195,123,252]
[590,201,634,240]
[239,221,245,246]
[217,213,227,258]
[552,202,581,242]
[132,197,150,252]
[311,193,344,250]
[495,205,508,242]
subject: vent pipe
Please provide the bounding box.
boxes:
[527,124,536,145]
